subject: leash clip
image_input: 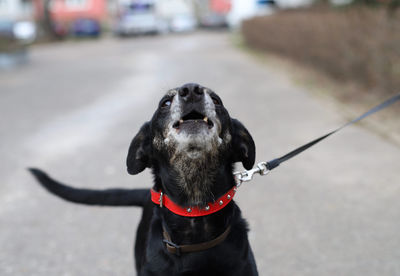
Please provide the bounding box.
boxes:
[233,162,270,187]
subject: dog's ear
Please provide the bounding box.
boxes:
[231,119,256,170]
[126,122,152,175]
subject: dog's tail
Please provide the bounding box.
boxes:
[28,168,149,207]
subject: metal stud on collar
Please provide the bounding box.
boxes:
[159,192,163,208]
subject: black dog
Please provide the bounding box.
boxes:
[30,83,258,275]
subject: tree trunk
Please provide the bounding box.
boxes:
[42,0,59,39]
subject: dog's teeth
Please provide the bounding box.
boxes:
[203,117,208,123]
[179,119,184,123]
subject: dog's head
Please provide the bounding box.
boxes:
[127,83,255,206]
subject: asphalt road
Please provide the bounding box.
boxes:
[1,31,399,276]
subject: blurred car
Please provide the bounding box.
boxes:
[115,13,161,36]
[199,14,228,28]
[114,0,168,36]
[114,2,166,36]
[52,21,69,38]
[170,14,197,33]
[0,20,34,68]
[71,18,101,37]
[0,20,36,44]
[0,19,36,50]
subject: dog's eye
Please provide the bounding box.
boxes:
[161,99,172,108]
[212,97,220,106]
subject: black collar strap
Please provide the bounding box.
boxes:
[162,226,231,256]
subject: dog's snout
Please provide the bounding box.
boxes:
[179,83,204,102]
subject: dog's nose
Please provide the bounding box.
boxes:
[178,83,204,102]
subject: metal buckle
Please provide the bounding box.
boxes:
[163,239,181,256]
[159,192,163,208]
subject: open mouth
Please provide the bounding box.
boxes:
[172,111,214,130]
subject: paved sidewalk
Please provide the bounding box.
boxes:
[1,31,399,275]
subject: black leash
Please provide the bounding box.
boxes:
[266,93,400,170]
[234,93,400,184]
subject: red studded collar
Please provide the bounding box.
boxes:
[150,186,237,217]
